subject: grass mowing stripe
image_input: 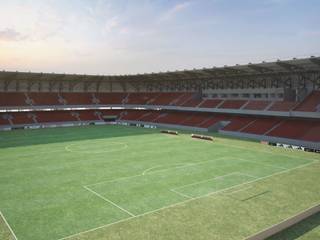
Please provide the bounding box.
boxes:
[84,157,230,187]
[84,155,304,189]
[59,160,318,240]
[237,158,288,171]
[1,125,319,240]
[171,172,240,191]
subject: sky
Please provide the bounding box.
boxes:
[0,0,319,75]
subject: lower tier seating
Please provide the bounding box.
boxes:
[36,111,79,123]
[240,118,281,135]
[78,110,101,121]
[222,116,256,131]
[266,120,320,142]
[1,109,319,142]
[0,115,9,125]
[11,113,35,125]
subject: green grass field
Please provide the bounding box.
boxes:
[0,125,319,240]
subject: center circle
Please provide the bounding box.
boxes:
[65,140,128,154]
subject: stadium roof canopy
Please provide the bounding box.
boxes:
[1,56,320,83]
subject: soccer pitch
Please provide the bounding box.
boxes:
[0,125,319,240]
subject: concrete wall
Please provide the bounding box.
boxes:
[219,130,320,150]
[0,120,105,131]
[246,204,320,240]
[117,120,208,132]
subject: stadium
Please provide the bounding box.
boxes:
[0,56,320,240]
[1,1,320,240]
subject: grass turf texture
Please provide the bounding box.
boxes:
[0,125,319,240]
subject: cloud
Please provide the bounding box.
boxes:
[104,16,120,32]
[0,28,26,41]
[160,1,192,21]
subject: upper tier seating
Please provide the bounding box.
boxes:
[268,101,297,111]
[61,93,94,105]
[198,99,224,108]
[96,93,127,104]
[150,93,184,105]
[243,100,271,110]
[29,92,60,105]
[181,98,203,107]
[0,93,27,106]
[126,93,155,105]
[171,93,194,106]
[294,91,320,112]
[218,100,248,109]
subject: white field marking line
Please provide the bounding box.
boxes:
[170,188,193,199]
[58,160,319,240]
[240,172,260,179]
[0,211,18,240]
[64,142,128,154]
[242,202,320,240]
[224,185,253,195]
[84,154,313,188]
[83,186,135,217]
[142,163,195,176]
[237,158,288,171]
[171,172,240,191]
[85,157,230,187]
[171,172,257,195]
[142,165,162,175]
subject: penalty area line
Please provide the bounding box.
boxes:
[0,211,18,240]
[170,189,193,199]
[83,186,135,217]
